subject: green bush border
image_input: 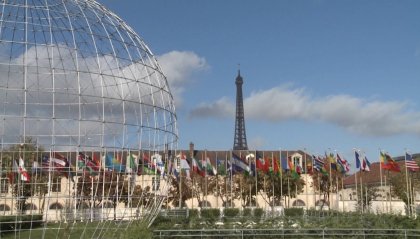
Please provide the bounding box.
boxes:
[224,208,240,217]
[200,208,220,220]
[189,209,199,219]
[242,208,252,217]
[284,208,304,217]
[254,208,264,218]
[0,214,43,233]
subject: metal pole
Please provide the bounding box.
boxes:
[179,152,182,208]
[255,150,258,208]
[216,151,219,209]
[304,149,308,211]
[404,151,411,217]
[280,149,283,208]
[272,152,274,212]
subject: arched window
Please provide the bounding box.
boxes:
[0,204,11,211]
[49,203,63,210]
[292,199,306,207]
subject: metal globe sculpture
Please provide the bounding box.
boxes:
[0,0,177,237]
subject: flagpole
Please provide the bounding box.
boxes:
[230,150,233,208]
[215,151,219,209]
[239,151,243,208]
[255,150,258,208]
[225,151,228,208]
[328,151,332,209]
[360,151,364,213]
[404,151,411,217]
[0,139,4,216]
[271,152,275,212]
[287,175,290,209]
[341,177,345,212]
[263,151,266,210]
[248,152,252,207]
[388,170,392,213]
[205,150,208,208]
[179,151,182,209]
[101,150,106,221]
[410,173,415,218]
[304,148,308,211]
[379,149,384,213]
[18,145,22,215]
[90,175,94,221]
[336,172,339,211]
[354,150,358,213]
[47,149,52,217]
[287,150,290,208]
[360,166,363,213]
[334,151,339,211]
[279,149,283,209]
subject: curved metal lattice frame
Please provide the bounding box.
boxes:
[0,0,178,237]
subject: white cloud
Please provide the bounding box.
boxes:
[189,97,234,119]
[189,85,420,137]
[157,51,208,107]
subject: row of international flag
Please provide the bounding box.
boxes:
[174,151,350,180]
[6,151,167,183]
[178,150,420,180]
[5,149,420,184]
[175,151,301,180]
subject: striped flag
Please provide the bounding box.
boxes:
[405,153,419,172]
[313,155,328,176]
[336,154,350,173]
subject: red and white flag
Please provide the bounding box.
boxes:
[18,158,30,182]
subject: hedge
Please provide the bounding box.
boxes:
[284,208,304,217]
[0,214,43,234]
[224,208,240,217]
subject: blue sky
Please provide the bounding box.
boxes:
[100,0,420,166]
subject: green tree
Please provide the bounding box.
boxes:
[311,161,346,209]
[263,171,305,208]
[388,165,420,215]
[355,184,380,213]
[167,174,193,208]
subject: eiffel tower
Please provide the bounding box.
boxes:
[233,70,248,150]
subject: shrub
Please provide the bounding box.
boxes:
[188,209,199,219]
[224,208,240,217]
[243,208,252,217]
[200,208,220,220]
[0,214,43,233]
[254,208,264,218]
[284,208,304,217]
